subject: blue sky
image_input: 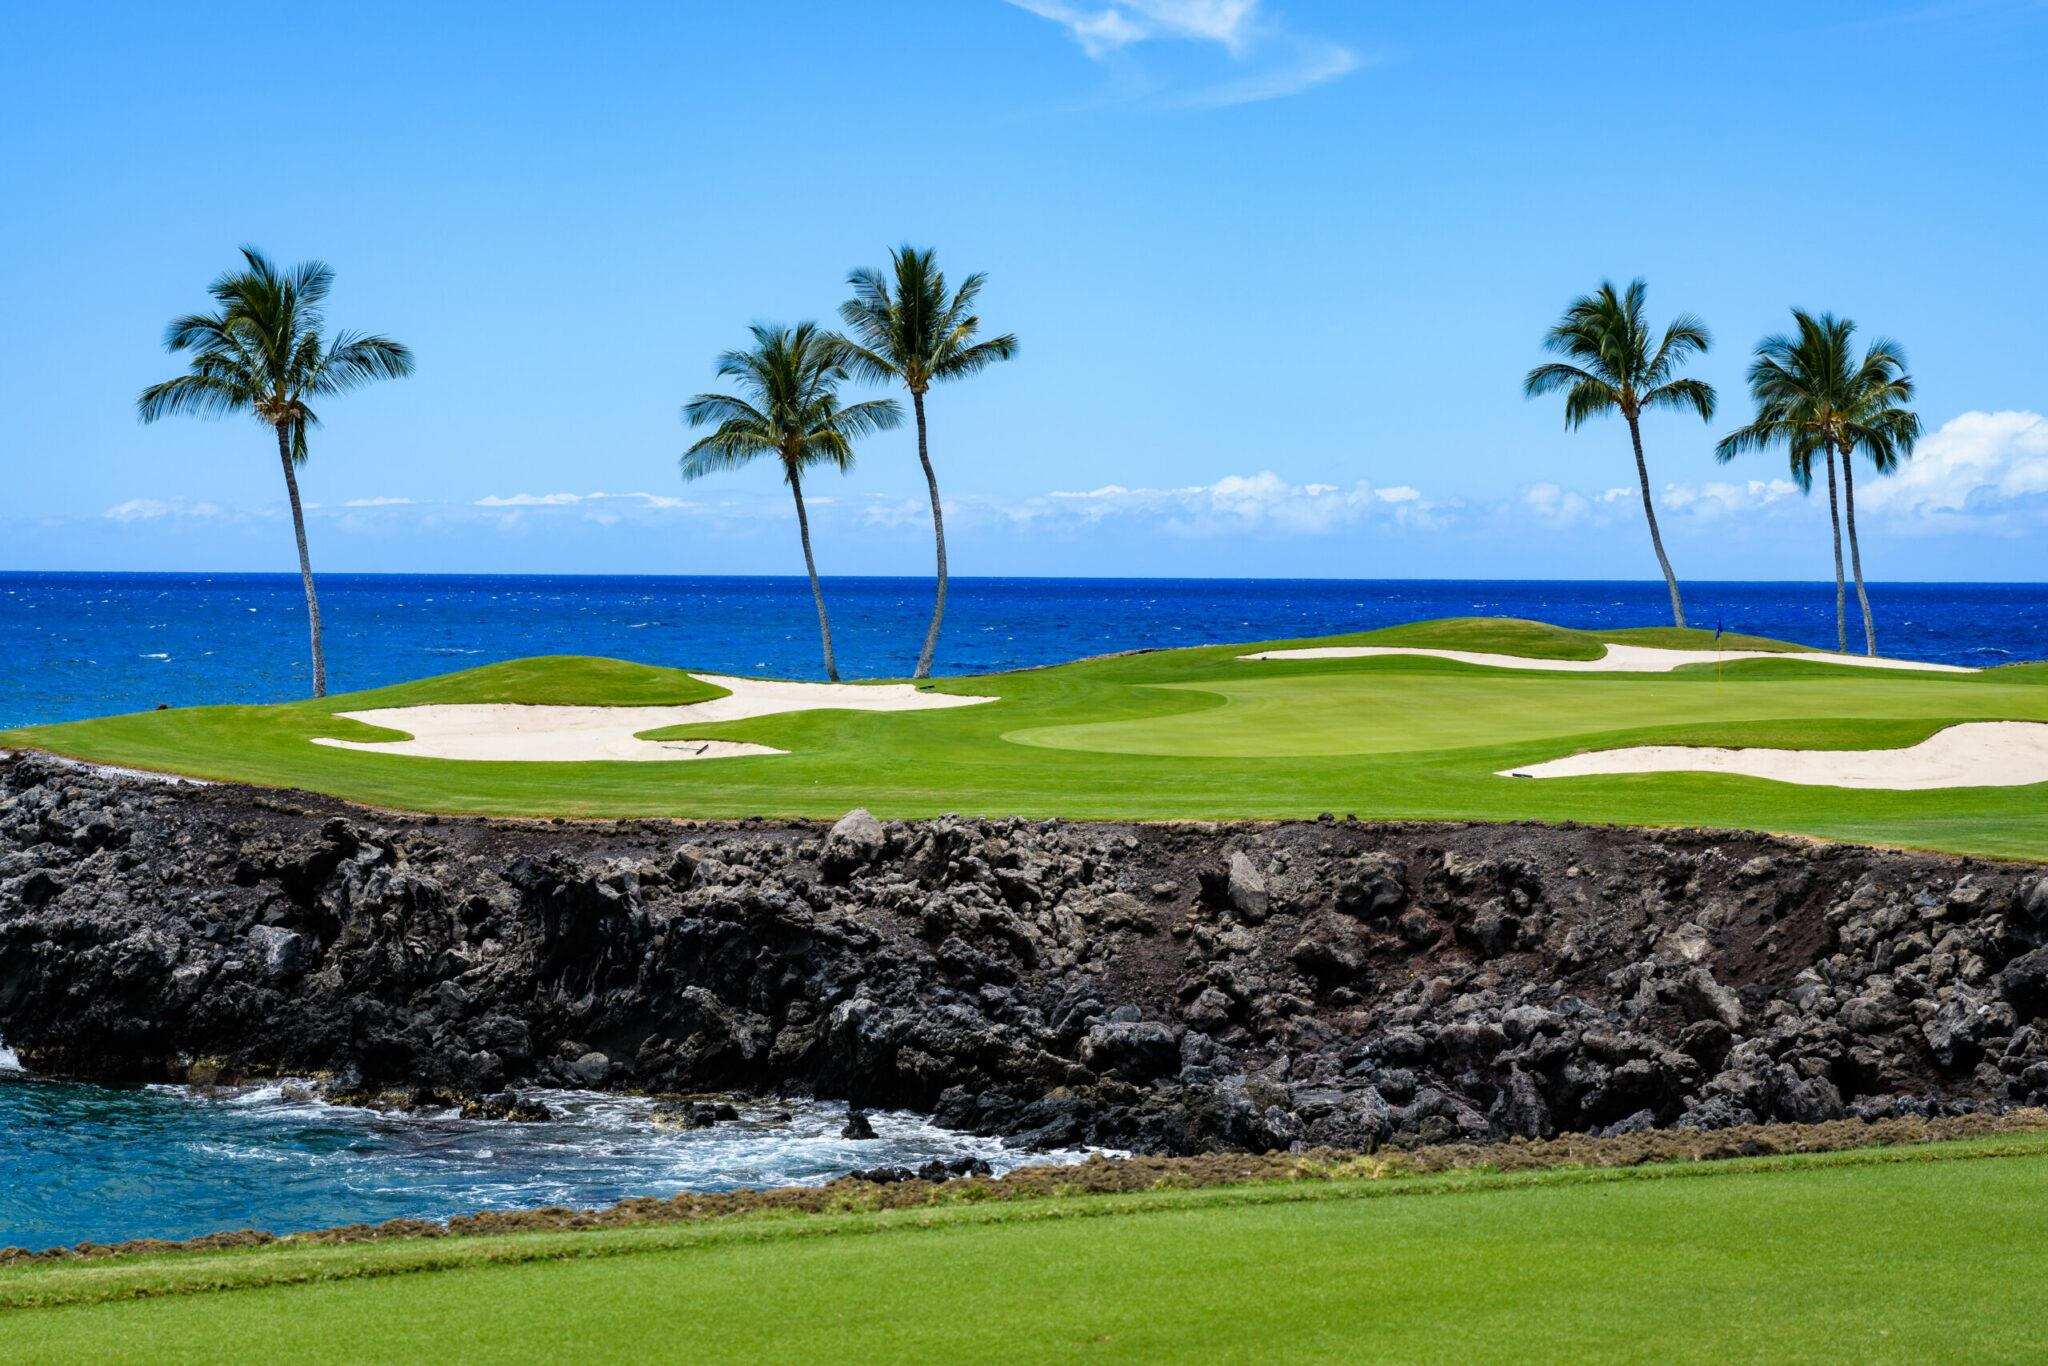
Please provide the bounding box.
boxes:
[4,0,2044,580]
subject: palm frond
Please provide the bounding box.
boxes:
[142,248,408,458]
[830,397,905,439]
[1562,381,1621,430]
[311,333,416,394]
[837,246,1015,394]
[827,334,901,385]
[1714,417,1787,465]
[933,333,1019,381]
[1528,279,1708,426]
[682,393,770,430]
[1523,361,1597,399]
[681,422,779,480]
[1642,377,1716,423]
[681,324,894,486]
[136,373,252,424]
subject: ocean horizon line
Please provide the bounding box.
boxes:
[6,569,2046,590]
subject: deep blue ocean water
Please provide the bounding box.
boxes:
[5,570,2046,1252]
[5,572,2046,728]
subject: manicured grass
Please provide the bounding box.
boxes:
[7,1135,2048,1360]
[6,617,2047,859]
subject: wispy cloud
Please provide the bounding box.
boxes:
[472,490,698,511]
[475,491,585,507]
[1026,471,1451,535]
[104,497,224,523]
[84,416,2047,551]
[1005,0,1358,106]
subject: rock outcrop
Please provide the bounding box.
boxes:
[4,753,2046,1154]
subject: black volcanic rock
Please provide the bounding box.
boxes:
[4,752,2048,1154]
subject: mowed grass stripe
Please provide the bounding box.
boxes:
[7,1138,2048,1361]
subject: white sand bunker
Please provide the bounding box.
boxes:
[1241,643,1974,674]
[312,674,993,763]
[1501,721,2048,790]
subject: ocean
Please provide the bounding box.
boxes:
[4,572,2045,729]
[0,1061,1088,1254]
[4,570,2046,1252]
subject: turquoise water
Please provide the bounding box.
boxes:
[0,1055,1086,1254]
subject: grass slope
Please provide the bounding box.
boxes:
[6,617,2046,859]
[7,1135,2048,1360]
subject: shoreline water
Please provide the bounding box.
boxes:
[0,1066,1092,1255]
[5,572,2045,728]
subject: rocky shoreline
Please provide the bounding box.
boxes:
[4,753,2047,1155]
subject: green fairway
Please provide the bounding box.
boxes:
[7,617,2047,859]
[8,1136,2048,1361]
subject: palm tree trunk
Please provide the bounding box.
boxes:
[1840,442,1876,656]
[1823,446,1847,653]
[275,423,327,698]
[789,470,839,682]
[1625,414,1686,629]
[911,389,946,680]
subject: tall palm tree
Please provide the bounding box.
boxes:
[836,246,1018,679]
[683,323,901,681]
[1833,340,1919,656]
[138,248,413,697]
[1524,280,1714,629]
[1715,311,1918,655]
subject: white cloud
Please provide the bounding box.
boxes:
[1036,470,1450,535]
[1182,40,1358,107]
[1659,478,1801,518]
[1005,0,1357,105]
[342,496,413,508]
[473,490,704,511]
[104,497,223,522]
[1860,410,2048,533]
[475,491,585,507]
[1009,0,1258,55]
[1521,482,1590,526]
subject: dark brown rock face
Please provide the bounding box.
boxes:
[3,753,2045,1153]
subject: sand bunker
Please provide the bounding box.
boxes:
[1240,643,1974,674]
[312,674,993,763]
[1500,721,2048,790]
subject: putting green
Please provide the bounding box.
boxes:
[1008,665,2048,758]
[6,617,2047,859]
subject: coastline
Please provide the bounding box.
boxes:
[8,751,2048,1251]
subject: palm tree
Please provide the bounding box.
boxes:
[1714,311,1918,655]
[836,246,1018,679]
[1833,340,1919,655]
[682,323,901,681]
[138,248,413,698]
[1524,280,1715,629]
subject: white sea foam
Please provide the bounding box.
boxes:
[8,1075,1105,1252]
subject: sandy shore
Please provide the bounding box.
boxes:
[312,675,993,763]
[1241,643,1975,674]
[1502,721,2048,790]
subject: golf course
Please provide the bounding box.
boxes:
[9,616,2047,859]
[7,1124,2048,1361]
